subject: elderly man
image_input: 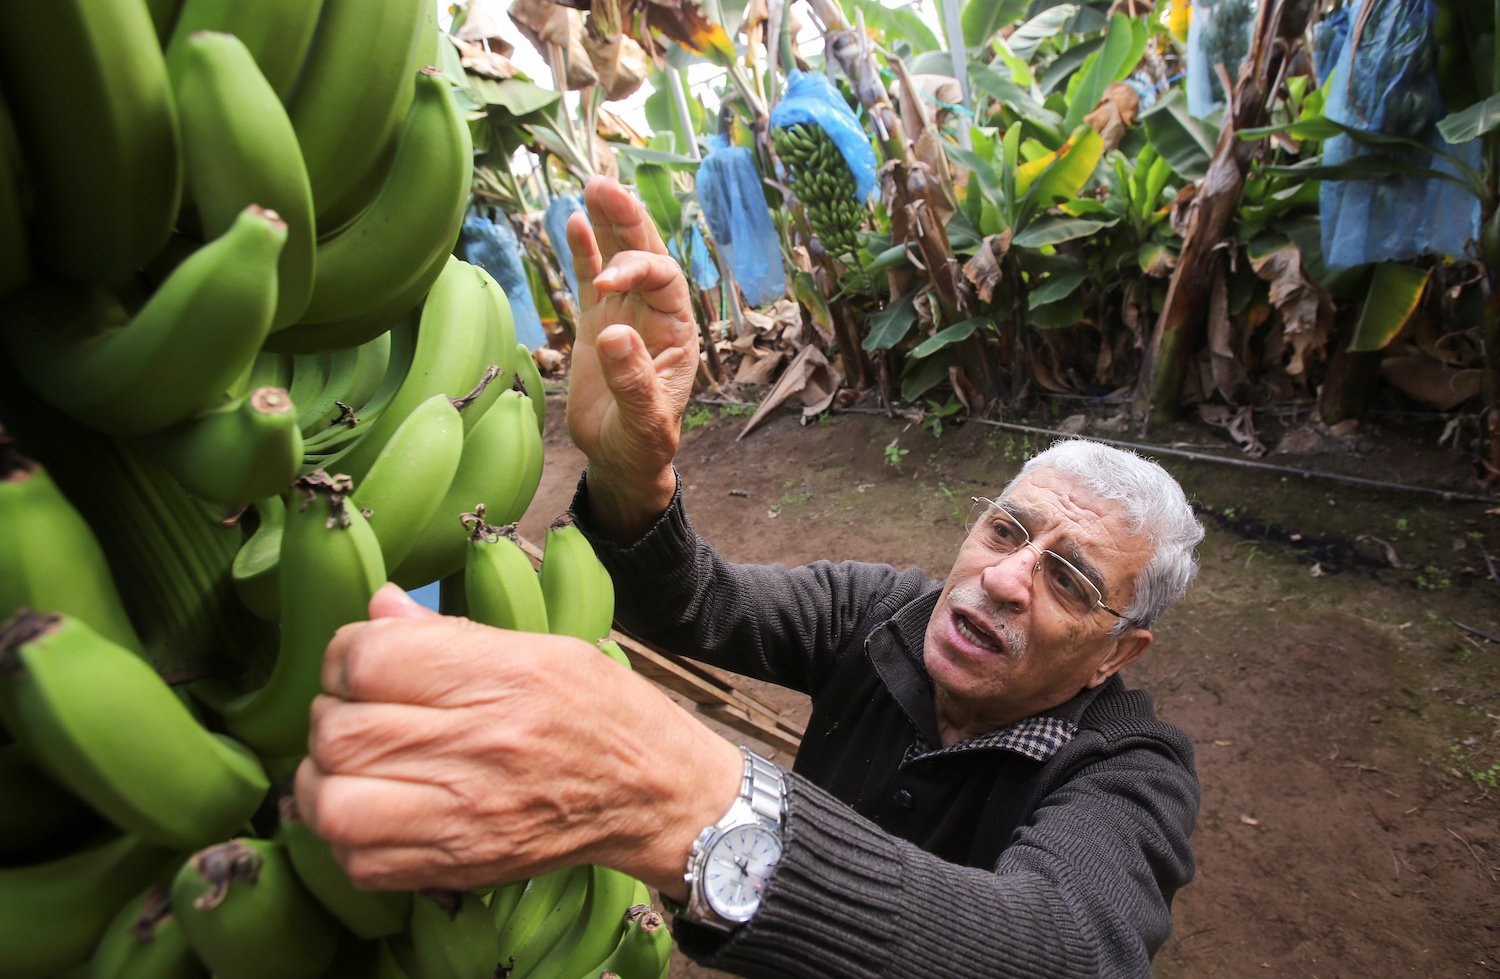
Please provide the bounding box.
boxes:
[296,178,1205,977]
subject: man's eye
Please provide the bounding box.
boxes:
[989,518,1023,544]
[1048,562,1090,602]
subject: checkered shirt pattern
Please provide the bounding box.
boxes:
[903,715,1078,766]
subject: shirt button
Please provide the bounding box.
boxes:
[894,788,914,810]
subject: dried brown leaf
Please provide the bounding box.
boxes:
[962,233,1010,304]
[1083,82,1139,152]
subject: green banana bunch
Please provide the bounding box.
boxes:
[0,833,173,979]
[321,258,496,483]
[140,387,303,506]
[286,352,333,423]
[271,243,450,356]
[389,889,501,979]
[230,495,285,622]
[4,204,286,437]
[462,518,549,633]
[583,903,674,979]
[0,743,95,860]
[300,316,418,460]
[489,878,530,933]
[0,442,143,655]
[514,342,549,436]
[218,471,385,758]
[89,884,205,979]
[169,30,316,332]
[287,0,430,230]
[0,0,180,287]
[290,69,472,332]
[390,388,545,590]
[539,519,617,645]
[166,0,325,101]
[296,332,394,439]
[0,610,269,849]
[279,798,412,940]
[0,92,28,296]
[495,865,590,977]
[529,865,642,979]
[351,392,468,571]
[171,837,341,979]
[771,122,864,262]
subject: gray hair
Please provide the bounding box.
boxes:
[999,439,1203,635]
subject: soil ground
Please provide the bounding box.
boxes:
[519,393,1500,979]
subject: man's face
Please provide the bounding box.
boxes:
[922,467,1156,741]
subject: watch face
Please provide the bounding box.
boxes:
[703,824,782,922]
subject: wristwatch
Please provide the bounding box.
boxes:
[666,746,786,932]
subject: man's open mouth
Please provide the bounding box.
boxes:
[954,611,1003,653]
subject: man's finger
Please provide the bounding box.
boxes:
[585,176,668,262]
[595,325,666,426]
[332,842,516,892]
[368,582,439,622]
[565,210,602,313]
[299,771,459,850]
[307,698,457,778]
[322,617,537,707]
[592,251,694,318]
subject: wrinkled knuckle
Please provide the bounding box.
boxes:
[310,709,361,771]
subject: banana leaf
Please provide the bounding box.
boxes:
[841,0,940,51]
[1062,14,1145,132]
[1008,5,1081,62]
[1012,215,1115,248]
[863,292,919,350]
[1028,270,1086,307]
[1039,36,1103,95]
[1349,263,1429,353]
[1437,93,1500,144]
[960,0,1032,49]
[1141,89,1216,181]
[911,317,984,358]
[634,164,682,239]
[900,349,956,400]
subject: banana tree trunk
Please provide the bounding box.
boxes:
[1139,0,1314,423]
[1482,210,1500,484]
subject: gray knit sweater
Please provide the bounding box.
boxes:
[572,475,1199,978]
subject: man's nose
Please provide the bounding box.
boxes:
[980,543,1040,613]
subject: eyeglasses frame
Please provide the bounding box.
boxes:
[967,497,1129,622]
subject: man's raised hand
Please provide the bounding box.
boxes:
[564,177,698,539]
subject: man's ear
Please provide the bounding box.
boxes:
[1086,629,1153,688]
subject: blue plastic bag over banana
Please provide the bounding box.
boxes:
[696,137,784,306]
[458,209,547,350]
[668,224,721,291]
[1318,0,1482,268]
[543,193,586,303]
[769,70,878,204]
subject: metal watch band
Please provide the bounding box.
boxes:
[666,745,785,931]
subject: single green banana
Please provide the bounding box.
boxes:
[513,341,549,436]
[219,472,385,758]
[3,204,286,437]
[0,442,142,654]
[279,797,412,940]
[389,890,501,979]
[295,69,472,326]
[230,495,285,622]
[171,837,341,979]
[0,611,270,849]
[597,639,632,670]
[287,0,429,229]
[140,387,303,505]
[488,878,530,934]
[297,331,394,437]
[90,884,206,979]
[0,92,29,296]
[506,864,592,978]
[0,0,180,287]
[389,389,545,590]
[320,258,492,484]
[0,742,96,861]
[263,241,448,355]
[286,352,334,421]
[0,833,174,979]
[492,867,579,974]
[463,520,549,633]
[529,866,641,979]
[166,0,325,101]
[539,519,617,645]
[468,266,520,425]
[350,393,467,570]
[581,904,673,979]
[169,30,316,331]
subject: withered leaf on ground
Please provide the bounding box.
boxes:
[1198,404,1266,457]
[1378,352,1483,412]
[737,345,842,440]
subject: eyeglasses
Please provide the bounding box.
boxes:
[967,497,1128,622]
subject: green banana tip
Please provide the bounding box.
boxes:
[451,364,503,413]
[0,608,60,670]
[293,470,356,528]
[191,840,262,910]
[126,885,175,942]
[416,888,467,919]
[0,435,34,481]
